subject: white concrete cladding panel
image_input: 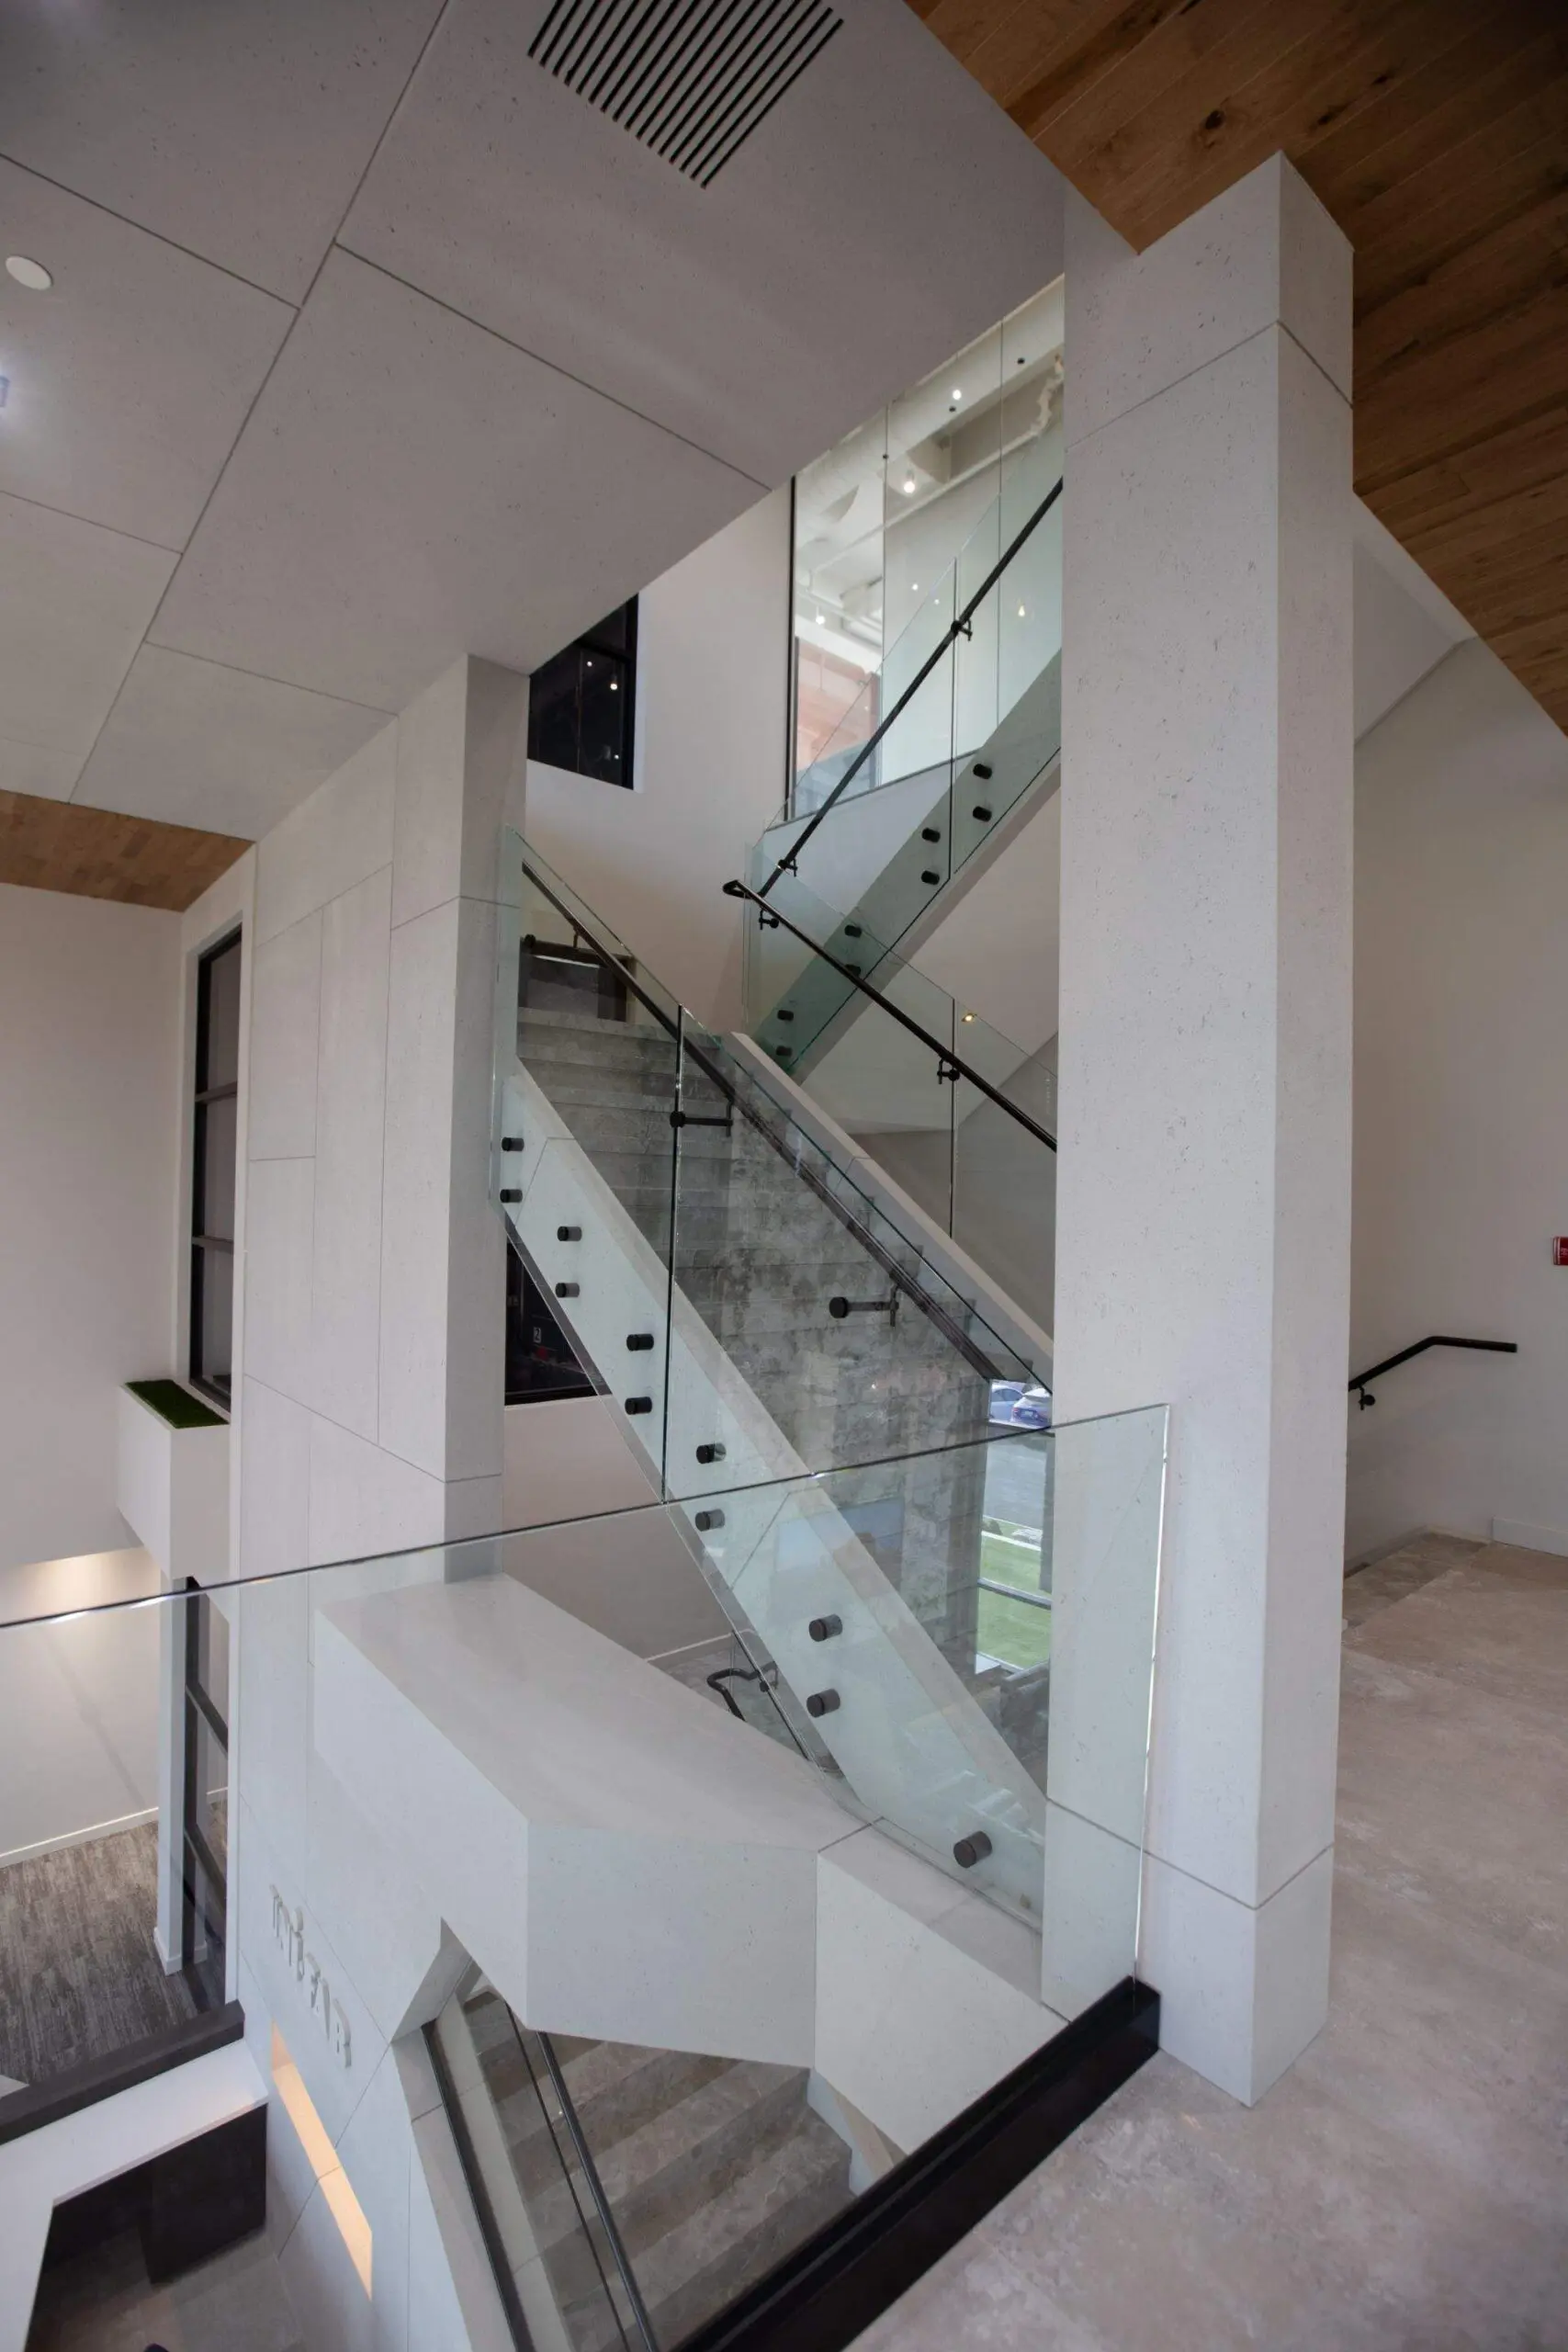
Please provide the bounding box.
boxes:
[1055,158,1352,2101]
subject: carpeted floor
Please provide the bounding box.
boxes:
[0,1823,197,2088]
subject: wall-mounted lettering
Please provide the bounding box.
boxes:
[270,1885,353,2069]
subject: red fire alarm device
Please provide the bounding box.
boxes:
[1554,1238,1568,1267]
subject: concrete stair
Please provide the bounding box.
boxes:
[465,1990,853,2349]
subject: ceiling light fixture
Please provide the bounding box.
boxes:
[961,1011,976,1023]
[6,254,52,290]
[1018,604,1027,618]
[952,388,963,401]
[902,475,917,494]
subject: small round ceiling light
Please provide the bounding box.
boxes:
[902,474,917,494]
[6,254,52,290]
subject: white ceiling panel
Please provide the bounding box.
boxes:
[0,736,85,801]
[73,645,391,841]
[0,0,446,302]
[0,491,176,798]
[340,0,1066,484]
[150,250,762,713]
[0,159,293,548]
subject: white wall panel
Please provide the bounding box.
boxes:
[248,917,322,1164]
[0,885,179,1575]
[310,869,392,1442]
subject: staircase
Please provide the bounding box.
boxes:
[497,839,1054,1925]
[463,1987,853,2351]
[741,469,1064,1078]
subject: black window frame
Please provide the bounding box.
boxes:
[178,1577,229,2012]
[188,928,242,1409]
[525,598,639,788]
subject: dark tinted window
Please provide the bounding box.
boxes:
[527,600,637,786]
[190,931,241,1406]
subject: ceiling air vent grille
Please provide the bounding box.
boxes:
[529,0,842,187]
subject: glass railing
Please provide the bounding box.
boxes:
[732,866,1057,1334]
[0,1412,1164,2146]
[785,435,1063,829]
[496,833,1037,1519]
[0,1410,1163,2349]
[431,1973,658,2350]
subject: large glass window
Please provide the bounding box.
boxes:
[189,930,241,1406]
[790,282,1064,815]
[526,599,638,786]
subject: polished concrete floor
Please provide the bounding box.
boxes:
[857,1538,1568,2351]
[26,2227,302,2352]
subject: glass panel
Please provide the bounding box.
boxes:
[497,832,682,1487]
[527,604,637,787]
[734,864,1057,1329]
[201,935,243,1091]
[195,1246,233,1396]
[0,1402,1163,2197]
[665,1018,1027,1501]
[506,1247,595,1405]
[432,1981,650,2352]
[197,1091,237,1241]
[0,1596,199,2095]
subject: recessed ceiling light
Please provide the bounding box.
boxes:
[951,388,963,401]
[911,582,919,592]
[902,475,917,494]
[961,1011,976,1023]
[1017,604,1027,618]
[6,254,52,290]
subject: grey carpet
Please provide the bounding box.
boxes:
[0,1823,197,2087]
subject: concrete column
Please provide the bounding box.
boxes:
[1054,156,1354,2103]
[239,655,525,1583]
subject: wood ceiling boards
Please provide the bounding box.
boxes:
[905,0,1568,729]
[0,791,249,911]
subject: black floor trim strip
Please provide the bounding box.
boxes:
[0,2001,245,2145]
[672,1977,1159,2352]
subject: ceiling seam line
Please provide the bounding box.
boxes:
[128,0,459,675]
[330,240,772,490]
[0,483,184,556]
[0,148,300,306]
[134,641,398,715]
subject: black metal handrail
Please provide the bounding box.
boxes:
[531,2026,660,2351]
[517,852,1018,1381]
[1349,1334,1517,1410]
[722,877,1056,1153]
[759,475,1065,899]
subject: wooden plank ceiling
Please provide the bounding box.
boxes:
[907,0,1568,729]
[0,790,249,912]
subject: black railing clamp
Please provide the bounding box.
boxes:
[829,1291,899,1327]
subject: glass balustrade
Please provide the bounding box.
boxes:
[496,833,1039,1513]
[0,1408,1164,2155]
[734,862,1057,1334]
[761,455,1063,957]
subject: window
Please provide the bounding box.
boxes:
[526,598,637,786]
[505,1246,594,1406]
[179,1577,229,2009]
[189,930,241,1406]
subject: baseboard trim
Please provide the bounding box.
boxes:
[1491,1518,1568,1559]
[0,1805,159,1870]
[675,1977,1159,2352]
